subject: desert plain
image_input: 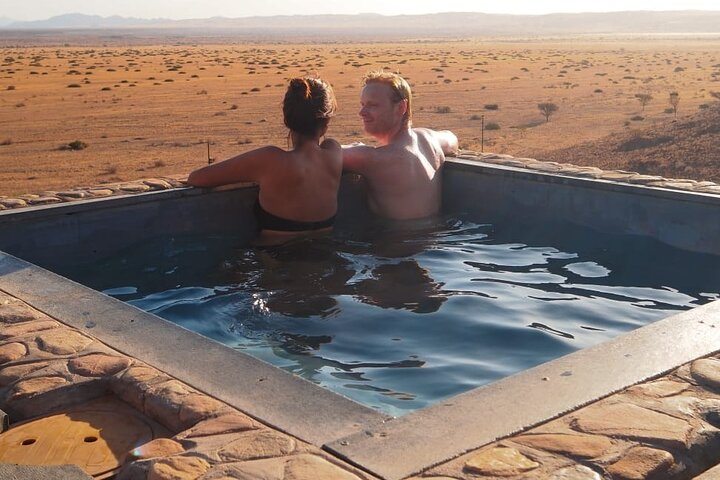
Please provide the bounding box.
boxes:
[1,36,719,196]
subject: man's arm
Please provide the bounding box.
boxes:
[341,143,374,175]
[434,130,459,156]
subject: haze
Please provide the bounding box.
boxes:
[5,0,720,21]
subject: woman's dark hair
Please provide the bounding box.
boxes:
[283,77,336,138]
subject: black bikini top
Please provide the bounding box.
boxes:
[255,202,336,232]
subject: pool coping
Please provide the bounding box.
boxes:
[0,251,388,447]
[3,153,720,478]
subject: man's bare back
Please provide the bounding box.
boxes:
[343,72,458,220]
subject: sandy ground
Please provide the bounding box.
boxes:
[1,37,719,196]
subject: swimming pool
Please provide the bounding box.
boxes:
[3,157,720,475]
[57,213,720,416]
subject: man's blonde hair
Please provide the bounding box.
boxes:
[363,71,412,126]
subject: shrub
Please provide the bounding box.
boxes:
[67,83,81,88]
[470,114,482,120]
[594,88,603,93]
[664,108,675,114]
[0,138,11,146]
[6,85,15,90]
[630,115,644,121]
[434,106,451,114]
[59,140,88,151]
[485,122,501,130]
[484,104,499,110]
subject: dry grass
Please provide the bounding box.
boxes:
[1,38,720,195]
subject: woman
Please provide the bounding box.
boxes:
[188,77,342,245]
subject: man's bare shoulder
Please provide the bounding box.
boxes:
[413,127,458,155]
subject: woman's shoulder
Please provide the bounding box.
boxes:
[320,137,341,151]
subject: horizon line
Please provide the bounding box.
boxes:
[4,9,720,23]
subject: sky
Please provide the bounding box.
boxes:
[3,0,720,21]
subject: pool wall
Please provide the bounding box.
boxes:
[0,184,258,271]
[2,155,720,479]
[2,158,719,272]
[444,157,720,255]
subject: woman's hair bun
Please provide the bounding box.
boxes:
[283,77,336,137]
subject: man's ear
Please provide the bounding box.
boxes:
[395,99,408,122]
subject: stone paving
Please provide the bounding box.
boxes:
[2,153,720,479]
[0,292,375,480]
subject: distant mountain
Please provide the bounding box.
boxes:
[4,11,720,37]
[0,17,15,27]
[7,13,168,29]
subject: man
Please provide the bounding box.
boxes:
[343,71,458,220]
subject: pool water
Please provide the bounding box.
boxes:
[61,215,720,416]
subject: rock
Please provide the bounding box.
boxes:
[68,353,131,377]
[627,380,690,398]
[526,161,564,172]
[572,402,692,449]
[600,171,635,182]
[183,413,259,438]
[11,376,67,399]
[549,465,602,480]
[606,446,674,480]
[143,179,172,190]
[513,432,613,459]
[285,454,362,480]
[177,393,229,428]
[144,380,190,432]
[0,198,27,208]
[147,456,210,480]
[201,458,285,480]
[87,189,115,197]
[57,190,88,198]
[691,358,720,390]
[0,342,28,363]
[35,330,93,355]
[628,174,665,184]
[0,320,60,340]
[218,429,296,462]
[127,438,185,461]
[0,304,38,323]
[27,196,62,206]
[111,365,169,412]
[0,362,46,386]
[464,446,540,476]
[120,183,151,193]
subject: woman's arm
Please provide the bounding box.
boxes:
[187,145,282,187]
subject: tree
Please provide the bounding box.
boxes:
[669,91,680,117]
[635,93,653,112]
[537,102,559,122]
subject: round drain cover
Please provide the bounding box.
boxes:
[0,403,155,478]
